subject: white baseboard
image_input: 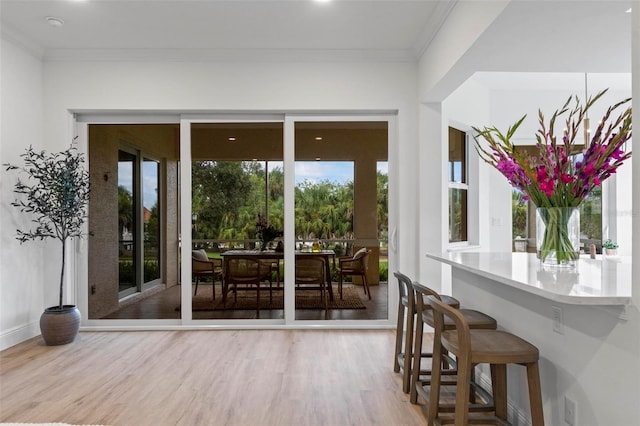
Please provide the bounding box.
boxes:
[0,321,40,351]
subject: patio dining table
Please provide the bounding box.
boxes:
[220,249,336,301]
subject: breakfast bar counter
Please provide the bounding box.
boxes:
[424,251,637,424]
[426,251,631,306]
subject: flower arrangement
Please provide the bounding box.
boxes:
[255,214,282,250]
[473,89,632,264]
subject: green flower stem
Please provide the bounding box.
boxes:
[538,207,580,265]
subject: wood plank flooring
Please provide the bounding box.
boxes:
[0,329,429,426]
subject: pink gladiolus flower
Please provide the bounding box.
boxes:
[612,148,624,160]
[536,167,548,181]
[561,173,573,184]
[497,159,518,179]
[583,163,596,176]
[540,180,554,197]
[473,91,631,210]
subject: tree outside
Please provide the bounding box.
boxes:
[191,161,389,275]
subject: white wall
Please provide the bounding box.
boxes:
[0,52,421,344]
[426,76,636,424]
[453,267,639,426]
[415,1,638,424]
[444,77,513,253]
[417,0,508,102]
[35,58,418,321]
[419,76,513,294]
[447,76,635,425]
[0,37,46,349]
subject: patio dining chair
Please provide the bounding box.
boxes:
[295,256,328,315]
[337,247,371,300]
[224,256,272,315]
[192,249,223,300]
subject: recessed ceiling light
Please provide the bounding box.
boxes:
[315,157,321,161]
[45,16,64,27]
[314,136,323,141]
[228,137,236,142]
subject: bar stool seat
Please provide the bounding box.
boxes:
[394,272,461,394]
[427,295,544,426]
[423,308,497,330]
[409,281,498,408]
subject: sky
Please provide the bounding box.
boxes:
[286,161,387,185]
[118,160,159,209]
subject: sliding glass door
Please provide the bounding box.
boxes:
[88,123,178,321]
[190,122,285,320]
[185,118,389,323]
[293,121,388,321]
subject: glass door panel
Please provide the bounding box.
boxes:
[190,122,284,320]
[143,158,161,284]
[118,150,137,297]
[89,123,179,320]
[294,121,388,320]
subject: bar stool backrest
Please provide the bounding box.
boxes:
[426,295,472,350]
[393,271,414,310]
[411,281,443,318]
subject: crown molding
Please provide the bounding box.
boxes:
[413,0,457,58]
[1,26,45,60]
[42,47,419,63]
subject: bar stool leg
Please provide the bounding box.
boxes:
[526,362,545,426]
[402,305,415,393]
[426,327,442,425]
[394,301,404,373]
[492,364,508,420]
[453,355,472,426]
[410,312,424,404]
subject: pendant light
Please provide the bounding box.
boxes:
[583,73,590,145]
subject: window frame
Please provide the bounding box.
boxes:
[448,126,469,245]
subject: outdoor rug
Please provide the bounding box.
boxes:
[185,285,366,311]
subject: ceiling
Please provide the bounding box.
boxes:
[0,0,633,94]
[0,0,454,60]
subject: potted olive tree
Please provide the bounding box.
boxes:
[4,143,90,345]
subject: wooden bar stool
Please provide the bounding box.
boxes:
[427,295,544,426]
[394,271,460,393]
[410,281,498,411]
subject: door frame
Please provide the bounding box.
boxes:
[75,111,397,329]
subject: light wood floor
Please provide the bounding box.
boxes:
[0,329,430,426]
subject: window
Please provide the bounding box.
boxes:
[448,127,468,243]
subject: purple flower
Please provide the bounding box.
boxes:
[612,148,624,160]
[496,159,519,181]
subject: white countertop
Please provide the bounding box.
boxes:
[426,252,632,305]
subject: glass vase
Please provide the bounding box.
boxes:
[536,207,580,267]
